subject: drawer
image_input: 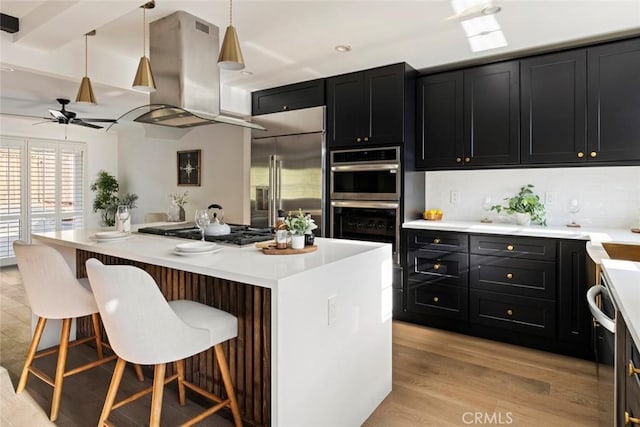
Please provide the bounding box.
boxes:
[470,234,556,261]
[407,230,468,252]
[407,282,468,320]
[407,249,469,287]
[470,255,556,300]
[628,332,640,393]
[470,290,556,338]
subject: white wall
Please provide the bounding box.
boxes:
[423,166,640,228]
[0,116,119,228]
[116,124,250,225]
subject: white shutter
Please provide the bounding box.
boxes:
[0,140,23,260]
[30,146,57,234]
[60,147,84,229]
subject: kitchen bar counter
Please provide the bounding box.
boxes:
[32,229,393,427]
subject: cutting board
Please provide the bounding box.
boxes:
[256,241,318,255]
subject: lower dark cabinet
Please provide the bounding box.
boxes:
[407,282,468,320]
[470,289,556,338]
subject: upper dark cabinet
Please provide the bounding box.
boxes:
[416,61,519,169]
[327,63,414,148]
[252,79,325,116]
[521,50,587,164]
[587,38,640,162]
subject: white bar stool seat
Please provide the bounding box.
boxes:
[12,241,118,422]
[85,258,243,427]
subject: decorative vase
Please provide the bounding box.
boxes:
[167,203,180,221]
[515,212,531,226]
[304,233,315,246]
[179,206,186,221]
[291,234,305,249]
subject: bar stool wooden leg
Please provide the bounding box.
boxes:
[91,313,105,359]
[133,364,144,382]
[50,318,72,421]
[16,316,47,393]
[99,357,127,426]
[214,344,242,427]
[150,363,167,427]
[176,359,186,406]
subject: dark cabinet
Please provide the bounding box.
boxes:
[616,316,640,427]
[251,79,324,116]
[587,37,640,162]
[327,63,413,148]
[416,61,519,169]
[557,240,590,350]
[520,50,587,164]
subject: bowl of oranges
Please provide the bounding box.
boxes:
[423,209,443,221]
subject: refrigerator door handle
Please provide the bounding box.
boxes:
[276,158,283,213]
[268,155,276,227]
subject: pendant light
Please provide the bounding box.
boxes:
[132,1,156,92]
[218,0,245,70]
[76,30,96,104]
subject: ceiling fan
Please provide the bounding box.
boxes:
[38,98,117,129]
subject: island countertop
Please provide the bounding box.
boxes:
[601,259,640,348]
[32,228,390,290]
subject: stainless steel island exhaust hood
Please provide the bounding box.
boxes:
[127,10,265,131]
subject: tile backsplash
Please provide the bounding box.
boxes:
[424,166,640,228]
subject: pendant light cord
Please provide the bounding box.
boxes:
[84,34,88,77]
[142,6,146,57]
[229,0,233,25]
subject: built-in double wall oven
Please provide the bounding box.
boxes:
[329,146,401,263]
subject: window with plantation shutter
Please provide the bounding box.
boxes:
[0,138,86,265]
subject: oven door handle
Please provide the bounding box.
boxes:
[331,200,400,209]
[587,285,615,333]
[331,164,399,172]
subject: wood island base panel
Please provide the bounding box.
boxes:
[75,250,271,427]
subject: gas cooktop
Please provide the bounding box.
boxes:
[137,223,274,246]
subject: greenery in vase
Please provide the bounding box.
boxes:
[169,190,189,207]
[284,209,317,235]
[90,170,138,226]
[490,184,547,226]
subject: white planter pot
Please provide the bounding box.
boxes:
[515,212,531,226]
[291,234,305,249]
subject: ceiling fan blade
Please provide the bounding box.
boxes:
[0,112,51,121]
[32,119,56,126]
[71,120,103,129]
[80,118,118,123]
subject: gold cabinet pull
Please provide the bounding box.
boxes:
[625,412,640,426]
[456,157,462,163]
[283,105,288,110]
[356,137,362,142]
[506,273,513,279]
[464,157,471,163]
[364,136,369,142]
[433,296,439,303]
[433,238,441,244]
[577,151,584,158]
[506,245,514,251]
[590,151,597,158]
[433,263,441,270]
[629,361,640,377]
[507,309,513,316]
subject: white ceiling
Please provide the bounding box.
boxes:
[1,0,639,122]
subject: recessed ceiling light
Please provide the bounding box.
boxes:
[0,66,15,72]
[241,70,253,76]
[335,45,352,53]
[482,6,502,15]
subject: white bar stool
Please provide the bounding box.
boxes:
[12,241,119,421]
[85,258,243,427]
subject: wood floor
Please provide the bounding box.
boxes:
[1,265,598,426]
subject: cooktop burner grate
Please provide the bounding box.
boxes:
[137,223,274,246]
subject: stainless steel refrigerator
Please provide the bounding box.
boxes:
[250,106,325,235]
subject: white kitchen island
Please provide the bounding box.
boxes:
[32,229,393,427]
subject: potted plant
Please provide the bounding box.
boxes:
[168,190,189,221]
[491,184,547,226]
[285,209,317,249]
[90,170,139,226]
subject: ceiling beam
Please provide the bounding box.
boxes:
[1,13,19,34]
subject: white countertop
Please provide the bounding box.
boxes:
[32,229,390,289]
[601,259,640,347]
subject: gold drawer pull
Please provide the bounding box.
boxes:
[506,245,514,251]
[625,412,640,426]
[629,361,640,377]
[433,296,439,303]
[577,151,584,158]
[506,273,513,279]
[456,157,462,163]
[507,309,513,316]
[433,263,441,270]
[464,157,471,163]
[283,105,288,110]
[590,151,597,158]
[364,136,369,142]
[356,137,362,142]
[433,238,441,244]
